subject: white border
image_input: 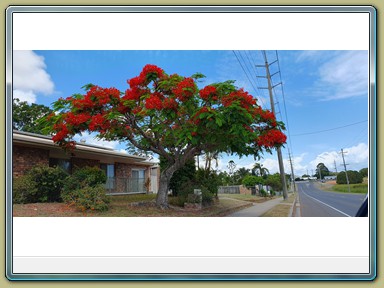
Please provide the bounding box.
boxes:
[11,9,372,276]
[13,12,369,50]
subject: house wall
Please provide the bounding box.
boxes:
[13,145,49,177]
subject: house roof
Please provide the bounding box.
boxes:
[13,130,158,166]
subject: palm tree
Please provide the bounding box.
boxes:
[252,163,269,178]
[203,151,220,171]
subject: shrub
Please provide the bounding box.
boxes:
[337,170,363,185]
[27,165,69,202]
[13,165,68,204]
[13,174,38,204]
[62,185,110,212]
[63,166,107,192]
[259,188,267,197]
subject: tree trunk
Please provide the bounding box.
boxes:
[155,165,177,209]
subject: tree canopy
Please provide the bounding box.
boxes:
[13,98,53,134]
[44,64,287,208]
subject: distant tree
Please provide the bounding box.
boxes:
[315,163,330,179]
[242,175,264,187]
[217,171,232,186]
[265,173,283,191]
[302,174,310,178]
[202,151,220,171]
[337,170,363,185]
[13,98,53,134]
[233,167,251,185]
[359,168,368,178]
[252,163,269,178]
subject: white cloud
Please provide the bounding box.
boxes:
[13,50,55,103]
[13,89,36,104]
[309,143,368,172]
[316,51,368,101]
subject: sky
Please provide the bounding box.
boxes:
[12,50,369,177]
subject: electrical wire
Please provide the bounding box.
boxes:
[291,120,368,136]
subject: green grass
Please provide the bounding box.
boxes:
[331,183,368,194]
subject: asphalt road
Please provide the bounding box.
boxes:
[297,181,366,217]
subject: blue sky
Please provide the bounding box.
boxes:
[13,50,369,177]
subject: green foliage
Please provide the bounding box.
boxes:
[13,174,38,204]
[259,188,267,197]
[63,166,107,192]
[265,173,283,191]
[13,165,68,204]
[315,163,330,179]
[62,185,110,212]
[28,165,69,202]
[242,175,264,187]
[160,157,196,197]
[332,183,368,194]
[359,168,368,178]
[232,167,251,185]
[13,98,53,134]
[61,166,109,211]
[336,170,363,185]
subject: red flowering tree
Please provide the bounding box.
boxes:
[45,64,287,208]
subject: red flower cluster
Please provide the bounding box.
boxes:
[199,85,217,101]
[52,123,69,142]
[145,94,163,110]
[89,114,106,131]
[163,98,178,110]
[127,64,164,88]
[65,112,91,126]
[86,86,120,105]
[172,78,196,102]
[257,130,287,148]
[221,89,256,109]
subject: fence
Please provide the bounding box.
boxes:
[218,186,240,194]
[105,177,147,195]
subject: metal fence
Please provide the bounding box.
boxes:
[218,186,240,194]
[105,177,147,194]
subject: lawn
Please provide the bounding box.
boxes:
[12,193,253,217]
[316,181,368,194]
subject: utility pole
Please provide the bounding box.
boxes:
[257,51,288,200]
[340,149,351,193]
[288,149,296,193]
[334,160,338,173]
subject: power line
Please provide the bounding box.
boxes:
[291,120,368,137]
[232,50,267,108]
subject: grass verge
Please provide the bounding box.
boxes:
[218,193,276,203]
[316,182,368,194]
[261,193,296,217]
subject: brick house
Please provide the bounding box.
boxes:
[13,130,160,194]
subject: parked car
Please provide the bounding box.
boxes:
[355,194,368,217]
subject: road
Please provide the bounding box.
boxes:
[296,181,366,217]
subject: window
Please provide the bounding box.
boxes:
[49,158,71,173]
[100,164,115,191]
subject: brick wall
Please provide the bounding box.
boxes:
[13,145,49,177]
[239,185,252,195]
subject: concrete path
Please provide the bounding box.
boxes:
[225,197,284,217]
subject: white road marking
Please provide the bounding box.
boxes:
[300,190,352,217]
